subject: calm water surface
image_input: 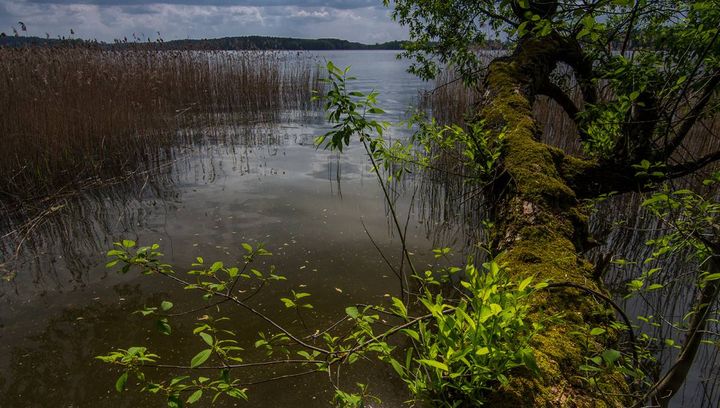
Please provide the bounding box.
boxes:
[0,51,459,407]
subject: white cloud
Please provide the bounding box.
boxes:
[0,0,407,43]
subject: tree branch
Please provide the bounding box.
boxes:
[662,70,720,159]
[665,149,720,179]
[640,255,720,408]
[538,81,579,119]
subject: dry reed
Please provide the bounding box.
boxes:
[0,45,322,208]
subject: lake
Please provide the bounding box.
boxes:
[0,50,464,407]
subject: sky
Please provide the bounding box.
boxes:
[0,0,407,43]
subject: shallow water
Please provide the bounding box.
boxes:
[0,50,457,407]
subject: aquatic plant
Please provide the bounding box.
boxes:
[0,45,321,211]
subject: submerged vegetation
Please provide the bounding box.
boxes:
[0,46,321,211]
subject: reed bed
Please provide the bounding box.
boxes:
[0,46,322,209]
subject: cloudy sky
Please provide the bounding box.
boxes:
[0,0,407,43]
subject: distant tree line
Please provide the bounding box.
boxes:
[0,34,415,51]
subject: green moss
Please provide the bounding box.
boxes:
[480,61,577,204]
[470,58,629,407]
[558,152,597,181]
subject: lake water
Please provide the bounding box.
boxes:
[0,50,463,407]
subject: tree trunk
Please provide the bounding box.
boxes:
[478,40,630,407]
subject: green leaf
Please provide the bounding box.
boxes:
[518,276,533,291]
[115,372,128,392]
[190,349,212,368]
[170,376,189,386]
[418,359,449,372]
[400,328,420,342]
[388,358,405,376]
[601,349,622,365]
[199,332,214,346]
[127,346,145,356]
[345,306,359,319]
[168,394,181,408]
[704,273,720,282]
[186,390,203,404]
[160,301,173,311]
[580,364,602,372]
[157,318,172,335]
[590,327,606,336]
[519,348,540,374]
[241,243,253,253]
[391,297,407,318]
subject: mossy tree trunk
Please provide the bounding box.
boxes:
[477,38,630,407]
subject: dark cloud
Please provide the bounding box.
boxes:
[0,0,404,42]
[25,0,379,9]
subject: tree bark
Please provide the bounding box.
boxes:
[477,39,630,407]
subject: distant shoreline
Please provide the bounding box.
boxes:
[0,35,408,50]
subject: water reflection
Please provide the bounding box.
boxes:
[0,284,159,406]
[0,51,439,407]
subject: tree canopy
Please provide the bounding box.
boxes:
[388,0,719,194]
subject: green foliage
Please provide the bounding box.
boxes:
[383,0,517,83]
[633,171,719,291]
[387,0,720,84]
[314,62,504,187]
[572,320,648,393]
[577,100,625,158]
[314,61,418,181]
[375,260,545,406]
[333,383,381,407]
[97,242,286,406]
[603,171,720,400]
[98,237,548,407]
[310,65,546,404]
[386,0,720,175]
[410,113,506,180]
[313,61,388,153]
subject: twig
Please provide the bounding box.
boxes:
[545,282,639,368]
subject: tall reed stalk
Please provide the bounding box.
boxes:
[0,45,321,208]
